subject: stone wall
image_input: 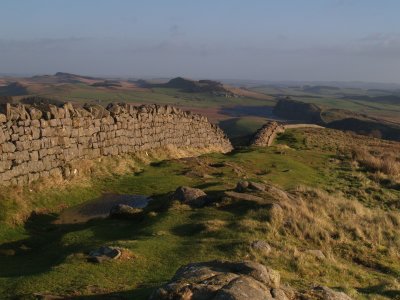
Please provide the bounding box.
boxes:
[250,122,324,147]
[0,102,232,186]
[250,121,285,147]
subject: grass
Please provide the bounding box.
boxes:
[0,128,400,299]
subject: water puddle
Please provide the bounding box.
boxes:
[55,194,152,224]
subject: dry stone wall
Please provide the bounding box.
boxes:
[0,103,232,186]
[250,121,285,147]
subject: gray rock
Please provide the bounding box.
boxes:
[173,186,208,207]
[109,204,143,219]
[149,260,288,300]
[88,246,122,263]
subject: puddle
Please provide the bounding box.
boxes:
[55,194,152,224]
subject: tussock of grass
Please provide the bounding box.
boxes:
[352,147,400,179]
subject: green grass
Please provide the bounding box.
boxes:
[0,129,399,299]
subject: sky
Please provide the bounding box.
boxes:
[1,0,400,82]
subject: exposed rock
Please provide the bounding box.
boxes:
[173,186,208,207]
[87,246,122,263]
[149,260,287,300]
[309,286,353,300]
[250,240,272,256]
[248,181,266,191]
[273,98,323,124]
[224,191,266,203]
[264,184,290,201]
[109,204,143,219]
[150,260,354,300]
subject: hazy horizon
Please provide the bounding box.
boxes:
[1,0,400,83]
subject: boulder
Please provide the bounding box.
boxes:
[109,204,143,219]
[235,181,266,192]
[149,260,288,300]
[173,186,208,207]
[87,246,122,263]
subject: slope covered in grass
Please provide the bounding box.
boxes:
[0,128,399,299]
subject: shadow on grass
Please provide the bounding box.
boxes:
[357,284,400,299]
[66,286,155,299]
[0,194,172,278]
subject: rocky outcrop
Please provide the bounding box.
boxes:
[0,102,232,186]
[149,260,288,300]
[109,204,143,219]
[273,98,323,124]
[250,122,285,147]
[149,260,353,300]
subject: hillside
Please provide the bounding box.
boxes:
[0,126,399,299]
[273,98,323,123]
[272,98,400,142]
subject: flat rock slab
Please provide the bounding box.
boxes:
[87,246,122,263]
[224,191,266,203]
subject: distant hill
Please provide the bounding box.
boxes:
[273,98,323,123]
[273,98,400,141]
[30,72,100,84]
[154,77,237,97]
[0,82,28,96]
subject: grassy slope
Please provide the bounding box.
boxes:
[25,84,271,109]
[0,128,400,299]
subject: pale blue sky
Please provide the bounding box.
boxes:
[1,0,399,82]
